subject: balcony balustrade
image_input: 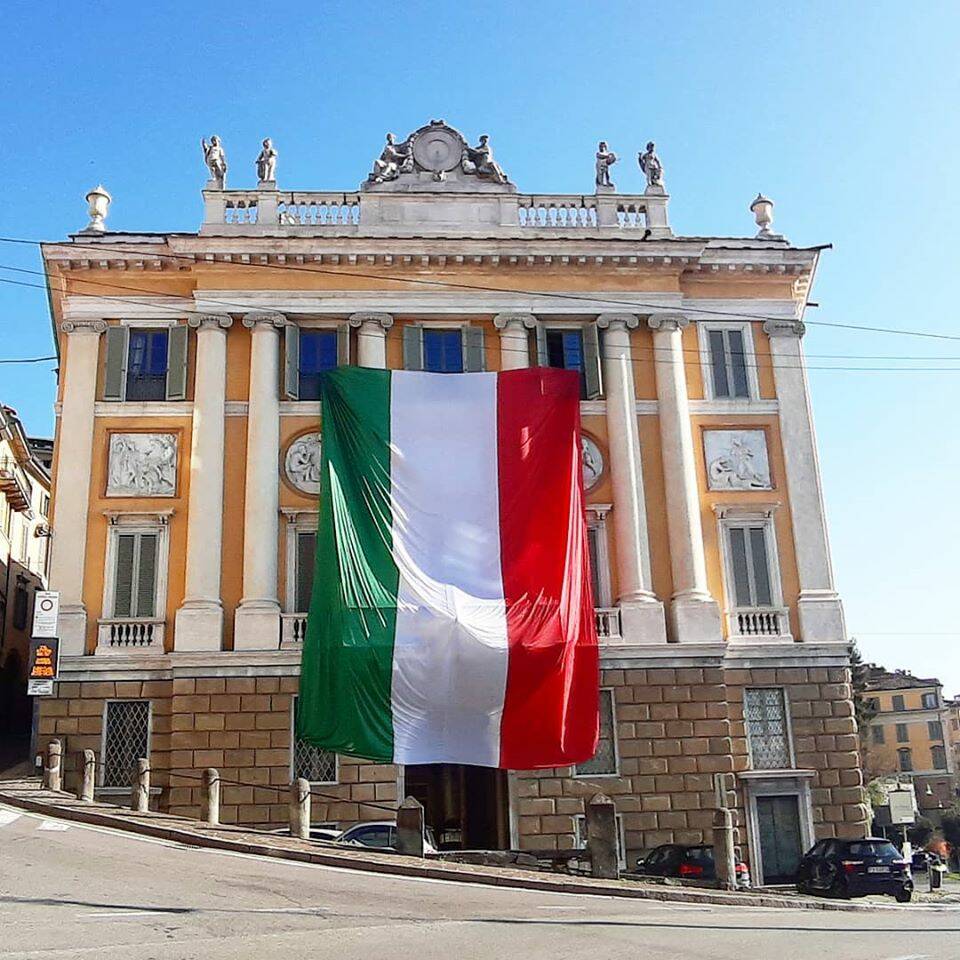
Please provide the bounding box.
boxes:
[727,607,790,641]
[97,618,165,653]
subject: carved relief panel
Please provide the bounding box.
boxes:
[284,432,322,496]
[703,429,771,490]
[106,433,178,497]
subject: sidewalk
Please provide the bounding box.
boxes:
[0,777,948,912]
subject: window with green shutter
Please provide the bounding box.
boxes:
[112,532,158,618]
[535,323,602,399]
[103,325,188,402]
[402,326,486,373]
[295,530,317,613]
[727,524,774,608]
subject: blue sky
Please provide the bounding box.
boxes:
[2,2,959,690]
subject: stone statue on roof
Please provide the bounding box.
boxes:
[368,132,414,183]
[595,141,617,189]
[201,135,227,188]
[638,141,664,190]
[256,138,277,184]
[462,135,508,184]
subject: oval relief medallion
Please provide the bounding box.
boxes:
[581,435,604,491]
[284,432,322,496]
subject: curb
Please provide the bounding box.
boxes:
[0,787,925,913]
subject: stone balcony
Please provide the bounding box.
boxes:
[97,618,165,654]
[726,606,792,642]
[0,457,33,513]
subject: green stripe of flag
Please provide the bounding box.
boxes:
[298,367,399,761]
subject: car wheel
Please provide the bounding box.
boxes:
[895,887,912,904]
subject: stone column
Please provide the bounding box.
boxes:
[350,312,393,368]
[648,314,721,642]
[50,320,105,656]
[764,319,845,642]
[234,312,284,650]
[493,313,536,370]
[596,314,665,643]
[174,315,232,651]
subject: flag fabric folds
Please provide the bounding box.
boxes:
[297,366,599,769]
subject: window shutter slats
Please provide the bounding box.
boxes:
[402,325,423,371]
[296,531,317,613]
[284,324,300,399]
[103,326,128,401]
[582,323,602,399]
[728,527,752,607]
[114,534,136,617]
[463,326,485,372]
[165,324,188,400]
[534,323,548,367]
[336,324,350,367]
[136,534,158,618]
[708,330,729,398]
[748,526,773,606]
[727,329,750,398]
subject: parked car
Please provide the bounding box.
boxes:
[265,826,342,842]
[635,844,751,887]
[337,820,438,854]
[796,838,912,902]
[911,850,932,873]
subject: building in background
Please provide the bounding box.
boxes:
[862,665,957,817]
[0,405,52,763]
[37,120,865,885]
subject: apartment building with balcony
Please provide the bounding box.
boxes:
[37,121,866,885]
[0,405,51,754]
[863,666,957,816]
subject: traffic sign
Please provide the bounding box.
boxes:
[27,638,60,697]
[31,591,60,638]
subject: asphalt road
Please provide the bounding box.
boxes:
[1,804,958,960]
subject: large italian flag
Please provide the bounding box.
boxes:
[297,366,598,769]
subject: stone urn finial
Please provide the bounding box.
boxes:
[750,192,775,239]
[83,184,112,233]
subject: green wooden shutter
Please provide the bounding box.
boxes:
[103,326,129,401]
[165,324,188,400]
[284,324,300,400]
[403,325,423,371]
[582,322,602,399]
[336,324,350,366]
[296,530,317,612]
[535,323,548,367]
[135,534,158,617]
[113,534,136,617]
[463,326,485,372]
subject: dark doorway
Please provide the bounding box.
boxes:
[756,794,803,884]
[404,764,510,851]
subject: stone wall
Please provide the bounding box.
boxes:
[38,676,400,827]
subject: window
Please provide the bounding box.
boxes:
[111,532,158,618]
[574,813,627,869]
[298,330,339,400]
[103,325,188,402]
[932,745,947,770]
[744,687,792,769]
[896,723,909,743]
[928,720,944,741]
[291,697,337,784]
[705,326,751,399]
[872,725,885,745]
[726,524,774,608]
[402,325,485,374]
[585,514,612,608]
[897,747,913,772]
[892,695,905,711]
[922,692,939,709]
[536,324,601,400]
[575,689,617,776]
[295,530,317,613]
[102,700,151,788]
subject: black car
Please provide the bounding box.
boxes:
[636,844,751,886]
[796,838,912,902]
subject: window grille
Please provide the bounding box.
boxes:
[575,689,617,776]
[291,697,337,783]
[102,700,150,788]
[744,687,791,769]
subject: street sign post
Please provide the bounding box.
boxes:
[31,591,60,638]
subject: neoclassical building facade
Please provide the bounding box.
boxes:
[39,122,866,884]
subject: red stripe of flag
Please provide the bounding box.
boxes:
[496,367,599,769]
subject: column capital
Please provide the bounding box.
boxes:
[596,313,640,331]
[59,319,107,335]
[242,311,285,330]
[188,314,233,331]
[494,312,537,330]
[348,311,394,330]
[647,313,689,333]
[763,319,806,339]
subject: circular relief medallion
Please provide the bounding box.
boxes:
[581,435,604,491]
[284,432,321,496]
[412,126,464,173]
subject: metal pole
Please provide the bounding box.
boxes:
[79,749,95,802]
[131,758,150,813]
[43,739,62,791]
[289,777,310,840]
[202,768,220,826]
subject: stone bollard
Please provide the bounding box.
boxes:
[289,777,311,840]
[586,793,619,880]
[712,807,737,890]
[131,758,150,813]
[79,749,96,802]
[43,740,62,792]
[395,796,426,857]
[202,768,220,826]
